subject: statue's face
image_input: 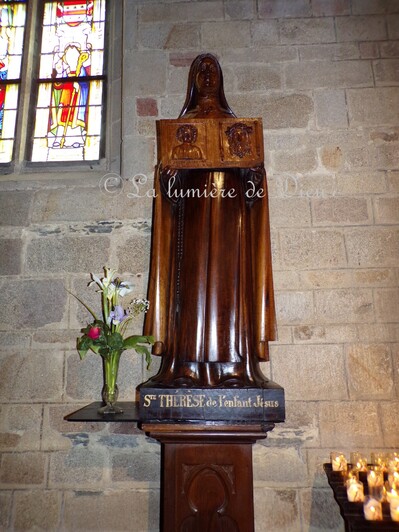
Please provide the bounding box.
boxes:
[178,125,194,143]
[182,126,192,142]
[195,57,219,95]
[234,128,247,143]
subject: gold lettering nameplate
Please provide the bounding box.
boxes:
[139,387,285,423]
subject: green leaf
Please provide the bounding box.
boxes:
[66,289,100,321]
[90,344,101,355]
[122,336,154,369]
[77,336,92,360]
[133,345,149,356]
[108,332,124,351]
[145,351,152,370]
[99,346,109,357]
[123,335,154,350]
[133,345,153,369]
[78,346,89,360]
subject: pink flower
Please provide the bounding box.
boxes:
[87,326,101,340]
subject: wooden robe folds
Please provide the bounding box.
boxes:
[141,54,283,405]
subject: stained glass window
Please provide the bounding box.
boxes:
[0,0,27,163]
[31,0,106,162]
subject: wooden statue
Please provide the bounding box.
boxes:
[143,53,276,388]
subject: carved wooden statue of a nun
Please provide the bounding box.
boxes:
[143,53,276,388]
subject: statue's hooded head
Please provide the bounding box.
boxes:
[179,53,235,118]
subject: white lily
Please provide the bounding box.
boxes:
[102,267,117,287]
[89,268,117,292]
[88,273,103,289]
[106,282,117,301]
[118,281,134,297]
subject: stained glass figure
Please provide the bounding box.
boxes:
[0,0,26,163]
[31,0,106,162]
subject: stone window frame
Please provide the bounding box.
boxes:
[0,0,122,178]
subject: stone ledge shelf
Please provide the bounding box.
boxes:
[64,402,140,422]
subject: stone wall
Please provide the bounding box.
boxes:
[1,0,398,530]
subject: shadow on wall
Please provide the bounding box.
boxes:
[309,483,345,532]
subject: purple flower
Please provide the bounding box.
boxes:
[109,305,128,325]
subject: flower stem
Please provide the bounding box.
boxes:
[103,350,121,403]
[102,288,109,326]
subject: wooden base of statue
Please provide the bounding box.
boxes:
[139,383,285,531]
[141,422,275,532]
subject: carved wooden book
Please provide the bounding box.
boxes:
[157,118,264,169]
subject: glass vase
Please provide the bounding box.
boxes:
[98,349,124,415]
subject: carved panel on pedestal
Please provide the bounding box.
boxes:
[180,464,239,532]
[181,464,239,532]
[161,441,255,532]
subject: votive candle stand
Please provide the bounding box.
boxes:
[330,450,399,522]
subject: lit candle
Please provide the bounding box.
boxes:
[363,496,383,521]
[345,468,359,482]
[388,469,399,488]
[387,487,399,503]
[367,468,384,489]
[388,452,399,463]
[350,452,368,471]
[371,452,387,471]
[388,455,399,474]
[346,479,364,502]
[367,468,385,501]
[331,452,347,472]
[390,497,399,522]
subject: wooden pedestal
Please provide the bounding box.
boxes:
[141,423,275,532]
[65,404,280,530]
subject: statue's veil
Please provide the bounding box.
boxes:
[178,53,235,118]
